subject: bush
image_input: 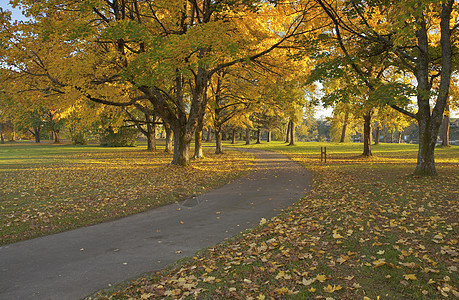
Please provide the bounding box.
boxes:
[100,127,138,147]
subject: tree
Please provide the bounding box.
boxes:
[1,0,315,166]
[315,0,458,175]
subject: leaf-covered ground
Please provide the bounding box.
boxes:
[0,143,253,245]
[90,142,458,299]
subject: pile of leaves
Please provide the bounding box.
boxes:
[0,144,252,245]
[90,142,458,299]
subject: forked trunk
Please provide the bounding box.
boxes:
[362,112,372,156]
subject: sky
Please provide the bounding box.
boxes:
[0,0,26,21]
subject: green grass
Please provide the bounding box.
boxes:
[90,141,458,299]
[0,141,253,245]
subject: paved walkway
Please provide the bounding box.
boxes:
[0,149,311,300]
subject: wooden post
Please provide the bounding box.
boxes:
[321,147,327,163]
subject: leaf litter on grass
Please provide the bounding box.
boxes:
[0,147,253,245]
[89,143,458,299]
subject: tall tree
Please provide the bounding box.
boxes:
[315,0,458,175]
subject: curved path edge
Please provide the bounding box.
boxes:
[0,149,311,300]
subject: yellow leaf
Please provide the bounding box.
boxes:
[316,274,327,282]
[308,287,316,292]
[333,232,344,239]
[403,274,417,280]
[323,284,342,293]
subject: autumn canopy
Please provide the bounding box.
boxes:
[0,0,457,175]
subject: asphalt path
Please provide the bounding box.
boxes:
[0,149,311,300]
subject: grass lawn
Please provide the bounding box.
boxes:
[90,141,458,299]
[0,142,253,245]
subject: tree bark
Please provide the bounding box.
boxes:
[285,121,291,143]
[11,124,16,141]
[340,111,349,143]
[231,128,236,144]
[288,120,295,146]
[413,2,453,176]
[267,130,271,142]
[245,127,250,145]
[442,102,450,146]
[146,114,156,151]
[215,127,223,154]
[206,127,212,142]
[164,122,173,153]
[374,124,380,145]
[172,124,191,166]
[34,127,41,143]
[0,123,4,144]
[53,130,60,143]
[256,128,261,144]
[193,116,204,159]
[362,112,372,156]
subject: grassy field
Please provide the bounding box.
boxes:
[0,142,253,245]
[90,141,458,299]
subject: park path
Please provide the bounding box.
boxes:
[0,149,311,300]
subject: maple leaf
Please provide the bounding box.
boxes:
[323,284,342,293]
[403,274,417,280]
[316,274,328,282]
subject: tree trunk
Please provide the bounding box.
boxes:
[374,123,380,145]
[164,122,173,153]
[215,128,223,154]
[340,111,349,143]
[256,128,261,144]
[245,127,250,145]
[231,128,236,144]
[193,117,204,159]
[289,120,295,146]
[267,130,271,142]
[146,114,156,151]
[0,123,4,144]
[362,112,372,156]
[206,127,212,142]
[412,2,453,176]
[34,127,41,143]
[442,103,450,146]
[172,125,191,166]
[285,121,291,143]
[221,130,227,141]
[11,124,16,141]
[53,130,60,143]
[398,131,403,144]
